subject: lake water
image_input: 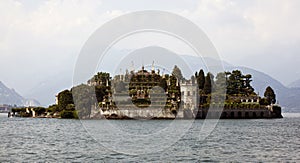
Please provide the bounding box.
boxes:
[0,113,299,162]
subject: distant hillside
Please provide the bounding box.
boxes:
[288,79,300,88]
[23,71,72,107]
[0,81,40,106]
[0,81,24,105]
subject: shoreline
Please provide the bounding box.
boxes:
[7,105,284,119]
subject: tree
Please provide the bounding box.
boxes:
[203,73,212,94]
[47,104,59,113]
[72,84,99,118]
[197,69,205,90]
[227,70,243,95]
[58,90,74,111]
[243,74,254,95]
[215,72,227,94]
[159,78,168,91]
[172,65,183,81]
[33,107,46,115]
[89,72,111,86]
[264,86,276,104]
[225,70,256,95]
[60,110,78,119]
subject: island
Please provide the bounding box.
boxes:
[11,65,282,119]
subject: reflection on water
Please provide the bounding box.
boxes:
[0,114,299,162]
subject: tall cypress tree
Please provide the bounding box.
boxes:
[203,73,212,94]
[198,69,205,90]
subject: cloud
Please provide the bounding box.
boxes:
[0,0,299,104]
[178,0,300,85]
[0,0,125,95]
[247,0,300,42]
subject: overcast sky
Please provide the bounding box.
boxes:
[1,0,300,99]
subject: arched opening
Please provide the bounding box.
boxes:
[253,112,257,118]
[172,110,178,116]
[221,112,228,118]
[260,112,264,118]
[245,112,249,118]
[230,112,234,118]
[238,111,242,118]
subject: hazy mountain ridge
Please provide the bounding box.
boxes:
[23,70,73,107]
[0,81,40,106]
[288,79,300,88]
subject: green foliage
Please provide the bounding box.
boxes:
[33,107,46,115]
[225,70,255,95]
[259,98,270,106]
[264,86,276,104]
[227,70,242,95]
[203,73,212,94]
[72,84,97,118]
[89,72,111,86]
[215,72,227,94]
[58,90,74,111]
[196,69,205,90]
[66,104,75,111]
[172,65,183,81]
[11,107,31,117]
[159,78,168,91]
[47,104,59,113]
[12,108,26,113]
[95,85,108,103]
[60,110,78,119]
[199,70,257,107]
[132,98,151,108]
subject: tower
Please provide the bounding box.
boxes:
[180,80,198,110]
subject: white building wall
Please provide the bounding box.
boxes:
[180,82,198,110]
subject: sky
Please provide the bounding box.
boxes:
[0,0,300,104]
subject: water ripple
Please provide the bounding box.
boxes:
[0,115,299,162]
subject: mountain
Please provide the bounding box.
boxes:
[288,79,300,88]
[23,70,73,107]
[0,81,40,106]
